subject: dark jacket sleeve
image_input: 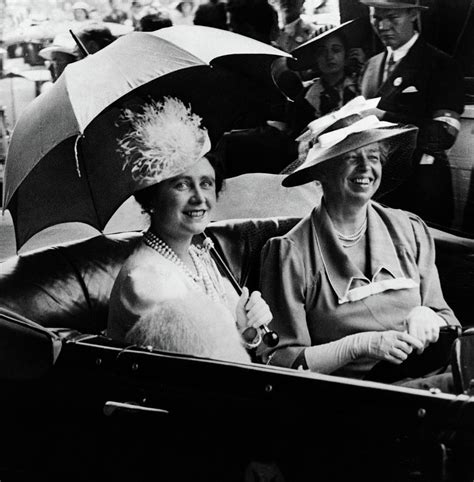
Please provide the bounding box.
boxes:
[381,43,465,157]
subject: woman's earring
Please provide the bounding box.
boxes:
[148,207,155,214]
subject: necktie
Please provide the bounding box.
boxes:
[384,53,396,82]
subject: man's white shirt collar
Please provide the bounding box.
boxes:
[387,32,419,63]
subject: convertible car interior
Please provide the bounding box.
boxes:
[2,215,474,481]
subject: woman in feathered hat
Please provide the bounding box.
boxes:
[259,102,460,390]
[107,97,272,363]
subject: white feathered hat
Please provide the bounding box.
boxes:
[118,97,211,190]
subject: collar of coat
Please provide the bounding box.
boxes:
[311,200,417,304]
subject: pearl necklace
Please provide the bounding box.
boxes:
[334,218,367,248]
[143,230,221,302]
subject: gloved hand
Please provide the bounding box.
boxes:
[235,287,273,332]
[405,306,446,354]
[304,330,424,373]
[352,330,424,364]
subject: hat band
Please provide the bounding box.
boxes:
[297,96,381,142]
[317,115,394,149]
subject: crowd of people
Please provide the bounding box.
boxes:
[31,0,335,85]
[9,0,469,393]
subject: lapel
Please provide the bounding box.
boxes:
[377,37,425,98]
[361,52,386,99]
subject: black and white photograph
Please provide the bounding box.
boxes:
[1,0,474,480]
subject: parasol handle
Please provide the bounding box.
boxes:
[69,29,89,57]
[202,234,279,348]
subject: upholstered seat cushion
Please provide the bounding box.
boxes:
[0,232,141,333]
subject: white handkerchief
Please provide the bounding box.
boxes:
[420,153,435,165]
[401,86,418,93]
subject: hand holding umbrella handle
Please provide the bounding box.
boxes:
[202,235,279,348]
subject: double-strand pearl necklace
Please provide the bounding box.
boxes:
[143,230,221,302]
[334,217,368,248]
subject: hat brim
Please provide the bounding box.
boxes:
[39,46,77,60]
[72,2,91,11]
[288,18,370,72]
[282,125,418,196]
[360,1,428,9]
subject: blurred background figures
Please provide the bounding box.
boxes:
[172,1,196,26]
[102,0,128,24]
[227,0,279,45]
[72,1,91,22]
[38,31,76,82]
[38,23,117,84]
[193,0,227,30]
[128,0,144,29]
[72,22,116,57]
[274,0,334,52]
[138,7,173,31]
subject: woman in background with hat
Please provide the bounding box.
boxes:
[107,97,272,362]
[286,20,366,137]
[172,1,196,25]
[259,105,459,389]
[72,2,91,22]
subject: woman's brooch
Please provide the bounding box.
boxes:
[195,237,214,257]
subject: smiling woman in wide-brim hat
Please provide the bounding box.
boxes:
[107,96,273,362]
[258,100,460,391]
[282,110,418,198]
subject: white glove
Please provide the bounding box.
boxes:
[405,306,446,354]
[305,330,424,374]
[352,330,424,364]
[235,287,273,332]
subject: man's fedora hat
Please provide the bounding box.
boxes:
[282,99,418,196]
[359,0,428,9]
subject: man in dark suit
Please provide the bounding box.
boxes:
[359,0,465,227]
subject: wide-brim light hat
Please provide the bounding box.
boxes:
[282,97,418,197]
[39,33,77,60]
[288,18,371,72]
[118,96,211,192]
[359,0,428,9]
